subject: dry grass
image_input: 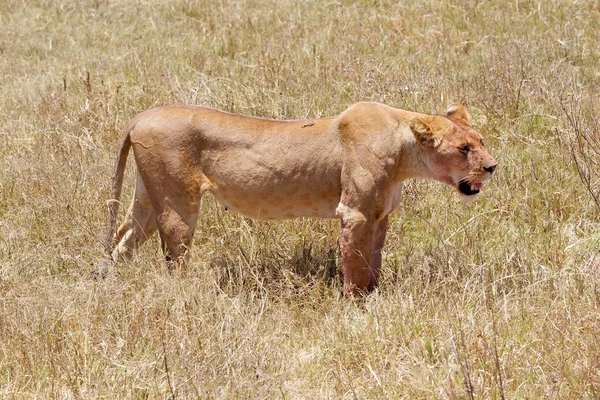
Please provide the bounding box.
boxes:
[1,0,600,398]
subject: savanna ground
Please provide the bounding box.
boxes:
[1,0,599,398]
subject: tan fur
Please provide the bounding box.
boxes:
[102,102,497,295]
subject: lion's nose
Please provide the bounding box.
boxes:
[484,163,497,174]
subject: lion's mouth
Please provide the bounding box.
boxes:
[458,180,483,196]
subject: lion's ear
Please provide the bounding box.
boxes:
[409,116,442,148]
[446,104,471,125]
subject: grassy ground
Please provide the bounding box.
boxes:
[1,0,599,398]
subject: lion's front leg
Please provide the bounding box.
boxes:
[368,214,389,291]
[337,204,377,296]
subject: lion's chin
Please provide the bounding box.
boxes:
[459,192,480,203]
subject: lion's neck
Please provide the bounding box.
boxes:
[393,126,435,183]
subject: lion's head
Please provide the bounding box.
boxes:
[409,105,497,202]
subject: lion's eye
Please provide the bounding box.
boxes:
[459,145,470,153]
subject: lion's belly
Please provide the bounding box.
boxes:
[198,137,343,219]
[208,185,341,220]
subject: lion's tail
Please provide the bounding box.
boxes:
[104,124,134,258]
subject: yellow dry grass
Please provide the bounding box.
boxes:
[1,0,599,398]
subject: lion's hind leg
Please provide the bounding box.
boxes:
[111,174,158,263]
[155,203,201,269]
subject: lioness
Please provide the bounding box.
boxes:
[103,102,496,295]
